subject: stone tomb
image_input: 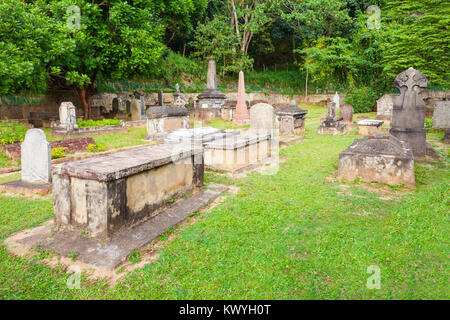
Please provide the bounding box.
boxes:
[196,59,227,118]
[338,133,415,188]
[317,102,347,135]
[52,144,204,239]
[203,133,271,172]
[273,104,308,136]
[358,120,384,136]
[58,102,78,129]
[145,106,189,140]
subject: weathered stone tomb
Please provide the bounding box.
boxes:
[145,105,189,140]
[273,103,308,136]
[338,133,415,188]
[317,102,347,135]
[52,144,204,239]
[358,119,384,136]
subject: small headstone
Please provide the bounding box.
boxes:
[250,103,274,135]
[130,98,141,121]
[333,92,340,109]
[59,102,77,127]
[340,104,354,123]
[376,94,395,120]
[432,101,450,129]
[21,129,51,184]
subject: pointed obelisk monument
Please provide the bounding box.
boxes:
[196,59,226,118]
[233,71,250,124]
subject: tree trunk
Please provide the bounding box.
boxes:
[77,86,90,119]
[305,69,309,101]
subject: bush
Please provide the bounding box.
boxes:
[425,118,433,128]
[0,120,27,145]
[51,147,66,159]
[77,118,121,128]
[344,87,379,113]
[86,143,106,153]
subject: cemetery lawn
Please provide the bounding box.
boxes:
[0,105,448,299]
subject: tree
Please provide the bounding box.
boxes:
[382,0,450,87]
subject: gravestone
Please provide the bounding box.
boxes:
[130,98,141,121]
[233,71,250,123]
[432,101,450,144]
[197,59,226,115]
[340,104,354,123]
[317,102,347,135]
[21,129,51,184]
[290,99,296,106]
[376,94,395,121]
[250,103,274,135]
[173,83,187,107]
[59,102,77,126]
[333,92,340,109]
[389,67,429,157]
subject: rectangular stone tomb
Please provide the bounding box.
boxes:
[274,104,308,136]
[338,133,415,188]
[164,127,240,145]
[52,144,204,239]
[203,133,271,172]
[358,120,384,136]
[145,106,189,139]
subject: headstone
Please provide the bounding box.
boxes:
[432,101,450,144]
[233,71,250,123]
[376,94,395,120]
[333,92,340,109]
[317,102,347,135]
[250,103,274,135]
[290,99,296,105]
[390,67,429,157]
[21,129,51,184]
[130,98,141,121]
[340,104,354,123]
[59,102,77,128]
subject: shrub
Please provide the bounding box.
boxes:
[86,143,106,153]
[344,87,379,113]
[0,120,27,145]
[424,118,433,128]
[51,147,67,159]
[77,118,121,128]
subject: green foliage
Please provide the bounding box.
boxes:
[424,118,433,129]
[86,143,106,153]
[0,120,27,145]
[344,86,379,113]
[128,251,142,265]
[51,147,67,159]
[382,0,450,87]
[76,118,121,128]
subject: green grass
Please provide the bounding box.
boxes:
[0,152,18,168]
[0,106,448,299]
[205,119,249,130]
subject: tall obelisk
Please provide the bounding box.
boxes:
[233,71,250,123]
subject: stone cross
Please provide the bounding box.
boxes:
[21,129,51,184]
[390,67,429,156]
[233,71,250,123]
[206,59,218,90]
[333,92,340,109]
[250,103,274,135]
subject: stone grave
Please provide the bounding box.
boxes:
[250,103,275,136]
[340,104,354,124]
[173,83,187,107]
[0,129,52,195]
[333,92,340,109]
[12,143,226,270]
[144,106,190,140]
[196,59,227,118]
[317,102,347,135]
[358,119,384,136]
[203,133,271,173]
[432,101,450,144]
[376,94,396,125]
[338,133,415,188]
[273,103,308,136]
[233,71,250,124]
[58,102,78,130]
[390,67,431,157]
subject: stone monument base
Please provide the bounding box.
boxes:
[390,127,427,157]
[6,185,226,271]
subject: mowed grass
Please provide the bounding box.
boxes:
[0,107,448,299]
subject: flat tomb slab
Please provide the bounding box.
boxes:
[13,185,227,270]
[358,120,384,136]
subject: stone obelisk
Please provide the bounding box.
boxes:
[196,59,226,117]
[233,71,250,123]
